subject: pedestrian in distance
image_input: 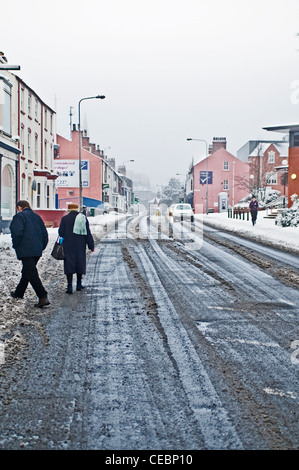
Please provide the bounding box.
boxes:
[10,200,50,308]
[249,196,259,226]
[58,203,95,294]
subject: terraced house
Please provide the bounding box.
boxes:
[0,53,57,232]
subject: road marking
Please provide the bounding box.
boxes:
[263,387,297,401]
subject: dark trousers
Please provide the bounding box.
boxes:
[15,256,47,299]
[251,210,257,225]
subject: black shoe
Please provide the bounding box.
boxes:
[76,284,85,291]
[10,291,23,299]
[34,297,50,308]
[66,286,73,294]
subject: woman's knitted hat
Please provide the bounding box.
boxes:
[68,203,79,211]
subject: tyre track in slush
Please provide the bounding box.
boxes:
[83,233,244,449]
[138,234,299,449]
[84,240,208,450]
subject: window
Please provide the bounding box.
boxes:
[35,99,38,120]
[223,180,229,190]
[35,135,38,163]
[46,185,50,208]
[20,88,24,111]
[224,161,229,171]
[268,151,275,163]
[293,132,299,147]
[3,82,12,135]
[28,93,31,115]
[1,164,13,217]
[266,173,277,185]
[37,183,41,208]
[44,140,48,167]
[44,109,47,129]
[21,177,25,198]
[27,130,31,158]
[20,125,24,154]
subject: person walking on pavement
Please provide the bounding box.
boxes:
[58,203,94,294]
[10,200,50,308]
[249,196,259,226]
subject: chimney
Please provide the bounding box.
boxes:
[107,158,115,169]
[211,137,227,153]
[118,165,126,176]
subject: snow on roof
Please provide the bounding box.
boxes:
[249,142,289,157]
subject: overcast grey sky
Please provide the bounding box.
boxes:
[2,0,299,188]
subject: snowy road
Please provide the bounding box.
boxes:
[0,214,298,450]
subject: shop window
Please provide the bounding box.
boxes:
[1,164,13,218]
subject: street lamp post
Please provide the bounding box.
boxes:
[78,94,105,211]
[187,138,209,215]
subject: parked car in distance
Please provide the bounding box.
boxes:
[171,203,194,222]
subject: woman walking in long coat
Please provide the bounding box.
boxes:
[59,203,94,293]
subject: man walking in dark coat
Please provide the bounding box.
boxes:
[58,203,94,294]
[10,200,50,308]
[249,196,259,226]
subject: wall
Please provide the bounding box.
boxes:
[56,132,102,209]
[193,148,249,213]
[35,209,68,228]
[288,146,299,204]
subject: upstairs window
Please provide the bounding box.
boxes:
[35,135,38,163]
[223,161,229,171]
[20,87,24,112]
[27,130,31,158]
[293,132,299,147]
[2,80,12,135]
[35,98,38,120]
[268,151,275,163]
[28,93,31,115]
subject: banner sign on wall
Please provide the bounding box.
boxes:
[54,160,90,188]
[200,171,213,184]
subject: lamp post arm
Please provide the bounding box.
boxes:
[77,95,105,211]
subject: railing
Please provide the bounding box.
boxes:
[228,208,250,221]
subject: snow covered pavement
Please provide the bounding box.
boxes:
[201,211,299,254]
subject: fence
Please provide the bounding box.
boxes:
[228,208,250,221]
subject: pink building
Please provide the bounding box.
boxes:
[55,129,103,209]
[193,147,249,214]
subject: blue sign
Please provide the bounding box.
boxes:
[81,161,88,170]
[200,171,213,184]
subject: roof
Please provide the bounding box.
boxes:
[194,147,246,166]
[263,124,299,133]
[249,142,289,157]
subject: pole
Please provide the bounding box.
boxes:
[78,95,105,211]
[205,140,209,215]
[78,100,82,211]
[232,161,235,216]
[187,138,208,214]
[0,154,2,233]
